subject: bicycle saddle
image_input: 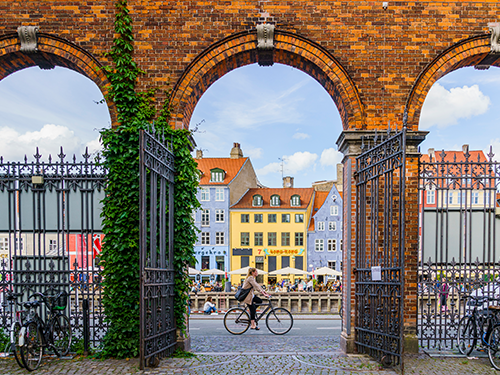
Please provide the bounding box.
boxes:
[23,300,41,309]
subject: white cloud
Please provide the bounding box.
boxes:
[419,83,491,130]
[245,147,263,159]
[257,151,318,176]
[293,132,310,140]
[86,135,103,155]
[0,124,85,161]
[485,138,500,162]
[320,148,343,167]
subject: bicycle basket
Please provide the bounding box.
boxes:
[47,291,68,311]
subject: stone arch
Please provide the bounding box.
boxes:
[405,34,494,130]
[170,30,364,131]
[0,32,116,125]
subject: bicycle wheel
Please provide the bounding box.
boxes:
[457,316,476,356]
[51,314,72,356]
[10,321,24,368]
[223,307,250,335]
[266,308,293,335]
[20,322,43,371]
[488,325,500,370]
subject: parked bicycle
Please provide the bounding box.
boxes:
[223,298,293,335]
[19,290,72,371]
[2,291,26,368]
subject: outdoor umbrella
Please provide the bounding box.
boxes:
[228,266,268,275]
[188,267,201,275]
[309,266,342,277]
[200,268,226,275]
[269,266,308,276]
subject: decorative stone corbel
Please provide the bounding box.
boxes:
[489,23,500,54]
[256,23,275,66]
[17,26,39,53]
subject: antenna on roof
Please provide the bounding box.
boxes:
[278,157,287,180]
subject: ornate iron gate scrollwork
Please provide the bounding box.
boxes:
[139,127,176,369]
[355,128,406,369]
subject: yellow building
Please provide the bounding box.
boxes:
[229,181,314,286]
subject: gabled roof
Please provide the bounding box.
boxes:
[308,191,329,231]
[421,150,487,163]
[231,188,314,209]
[196,157,248,185]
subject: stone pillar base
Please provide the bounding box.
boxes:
[176,333,191,352]
[404,333,419,353]
[340,331,357,354]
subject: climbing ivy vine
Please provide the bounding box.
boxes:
[99,0,199,358]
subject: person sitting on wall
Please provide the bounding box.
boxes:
[203,296,217,315]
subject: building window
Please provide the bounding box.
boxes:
[201,256,210,269]
[270,195,280,206]
[329,221,336,231]
[472,192,479,204]
[328,261,336,270]
[215,209,225,223]
[268,214,277,223]
[252,195,263,206]
[254,232,263,246]
[447,191,453,204]
[215,188,224,201]
[426,190,435,204]
[0,237,8,252]
[295,214,304,223]
[328,239,336,251]
[201,209,210,226]
[201,232,210,245]
[340,239,343,252]
[15,238,24,252]
[290,195,300,206]
[215,232,225,245]
[281,232,290,246]
[281,214,290,223]
[254,214,263,223]
[241,214,250,223]
[49,239,57,252]
[268,232,277,246]
[330,205,338,215]
[200,188,210,201]
[457,191,466,204]
[295,232,303,246]
[317,221,325,231]
[241,232,250,246]
[210,168,225,182]
[315,239,324,252]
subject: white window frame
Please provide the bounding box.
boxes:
[472,191,479,205]
[295,214,304,223]
[211,171,224,182]
[328,261,336,270]
[215,188,224,201]
[330,205,339,216]
[327,239,336,251]
[0,237,8,252]
[15,238,24,252]
[426,190,435,204]
[270,195,280,207]
[200,188,210,201]
[291,195,300,206]
[447,191,453,204]
[329,221,336,231]
[253,195,263,207]
[49,239,57,252]
[201,232,210,245]
[215,232,225,245]
[201,209,210,226]
[317,221,325,231]
[215,209,225,223]
[315,239,324,252]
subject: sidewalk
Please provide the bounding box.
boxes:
[189,312,340,320]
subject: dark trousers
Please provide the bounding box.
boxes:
[249,295,262,321]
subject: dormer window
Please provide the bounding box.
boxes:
[252,194,263,207]
[210,168,225,182]
[290,195,300,206]
[270,195,280,207]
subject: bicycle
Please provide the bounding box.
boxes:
[3,291,26,368]
[19,290,72,371]
[223,298,293,335]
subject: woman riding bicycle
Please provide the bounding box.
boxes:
[242,267,271,330]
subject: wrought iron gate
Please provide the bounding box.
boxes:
[139,127,176,369]
[355,128,406,368]
[418,147,500,350]
[0,149,107,346]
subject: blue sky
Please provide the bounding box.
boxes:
[0,64,499,188]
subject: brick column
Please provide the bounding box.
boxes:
[336,129,427,354]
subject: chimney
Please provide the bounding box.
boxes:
[195,150,203,159]
[283,176,294,188]
[230,142,243,159]
[462,144,469,154]
[428,148,435,159]
[336,163,343,192]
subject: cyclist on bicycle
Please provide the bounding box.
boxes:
[242,267,271,330]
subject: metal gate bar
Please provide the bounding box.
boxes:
[355,128,406,368]
[139,128,176,369]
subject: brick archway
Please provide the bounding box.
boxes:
[170,30,364,131]
[0,32,116,124]
[406,34,495,130]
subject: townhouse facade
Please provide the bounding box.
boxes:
[193,143,258,273]
[229,180,314,285]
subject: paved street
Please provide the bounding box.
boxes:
[1,316,499,374]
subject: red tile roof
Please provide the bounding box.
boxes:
[421,150,487,163]
[195,157,248,185]
[231,188,314,209]
[308,191,329,231]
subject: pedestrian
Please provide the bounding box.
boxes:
[440,281,449,312]
[241,267,271,330]
[203,296,217,315]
